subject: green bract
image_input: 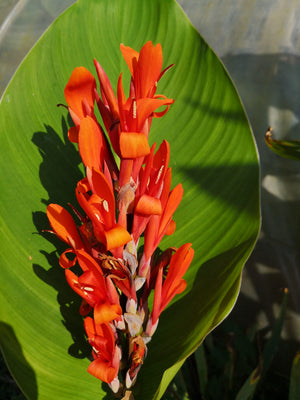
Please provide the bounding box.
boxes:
[0,0,260,399]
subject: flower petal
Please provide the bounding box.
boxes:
[87,358,117,383]
[158,183,183,239]
[59,249,77,269]
[151,265,163,325]
[161,279,187,313]
[119,132,150,158]
[78,116,107,171]
[89,168,115,227]
[165,219,176,235]
[64,66,96,119]
[120,43,139,76]
[94,302,122,325]
[136,97,174,131]
[160,243,194,311]
[46,204,83,249]
[67,126,79,143]
[94,59,119,120]
[104,224,132,250]
[135,194,162,215]
[76,249,103,275]
[134,41,163,98]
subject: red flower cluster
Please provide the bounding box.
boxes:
[47,41,194,394]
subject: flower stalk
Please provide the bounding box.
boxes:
[46,41,194,396]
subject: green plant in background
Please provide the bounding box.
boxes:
[265,127,300,161]
[0,0,259,399]
[163,289,300,400]
[264,128,300,400]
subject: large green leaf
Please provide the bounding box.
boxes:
[0,0,260,399]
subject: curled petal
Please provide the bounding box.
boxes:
[87,358,117,383]
[67,126,79,143]
[77,177,90,193]
[59,249,77,269]
[119,132,150,158]
[165,219,176,235]
[94,302,122,325]
[79,299,92,316]
[46,204,83,249]
[135,195,162,215]
[85,318,115,350]
[152,95,174,118]
[104,224,132,251]
[76,249,103,275]
[153,104,171,119]
[136,97,174,131]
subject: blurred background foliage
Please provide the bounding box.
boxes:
[1,0,300,398]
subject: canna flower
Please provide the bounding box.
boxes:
[64,69,118,178]
[84,316,121,391]
[120,41,174,101]
[147,243,194,336]
[65,250,123,323]
[125,335,146,389]
[46,203,84,268]
[94,41,174,189]
[75,168,132,255]
[46,41,194,396]
[138,176,183,278]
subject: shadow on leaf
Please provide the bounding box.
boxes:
[0,322,38,400]
[31,116,92,360]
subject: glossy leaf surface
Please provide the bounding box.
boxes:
[0,0,260,399]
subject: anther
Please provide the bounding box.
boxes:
[133,100,137,119]
[102,200,109,212]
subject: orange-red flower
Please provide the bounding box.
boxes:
[46,203,84,268]
[46,41,194,394]
[131,140,170,243]
[138,178,183,278]
[75,168,132,253]
[148,243,194,335]
[84,317,120,390]
[126,336,146,388]
[65,250,123,322]
[94,40,174,193]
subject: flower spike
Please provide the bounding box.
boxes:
[46,41,194,397]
